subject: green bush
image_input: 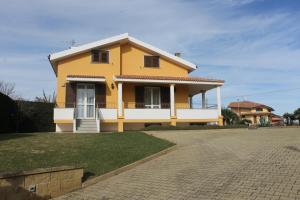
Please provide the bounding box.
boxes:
[15,101,55,132]
[0,93,17,133]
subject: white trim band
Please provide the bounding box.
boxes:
[66,77,106,82]
[113,77,223,86]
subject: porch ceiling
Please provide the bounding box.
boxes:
[187,84,219,96]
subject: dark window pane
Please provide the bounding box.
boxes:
[144,56,159,68]
[100,51,109,63]
[91,50,99,62]
[153,56,159,67]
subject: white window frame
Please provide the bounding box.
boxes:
[144,87,161,109]
[76,83,95,119]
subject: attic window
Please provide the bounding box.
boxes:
[91,50,109,63]
[144,56,159,68]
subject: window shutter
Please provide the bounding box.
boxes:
[91,50,100,62]
[135,86,144,108]
[65,82,76,107]
[95,84,106,108]
[153,56,159,67]
[144,56,151,67]
[160,87,170,108]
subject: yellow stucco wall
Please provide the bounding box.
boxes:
[56,42,190,108]
[56,44,121,107]
[120,43,188,77]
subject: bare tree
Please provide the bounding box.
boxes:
[0,81,16,97]
[35,90,56,103]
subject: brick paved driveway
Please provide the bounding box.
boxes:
[55,128,300,200]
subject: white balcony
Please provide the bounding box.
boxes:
[98,108,118,120]
[176,109,218,120]
[124,109,170,120]
[54,108,74,120]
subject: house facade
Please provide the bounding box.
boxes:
[49,33,224,132]
[228,101,274,125]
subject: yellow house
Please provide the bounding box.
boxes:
[49,33,224,132]
[228,101,274,125]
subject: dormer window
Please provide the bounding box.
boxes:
[91,50,109,63]
[144,56,159,68]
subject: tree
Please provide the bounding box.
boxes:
[35,90,56,103]
[283,113,292,125]
[222,108,240,125]
[0,81,15,97]
[294,108,300,125]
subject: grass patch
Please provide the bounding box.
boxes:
[0,132,174,179]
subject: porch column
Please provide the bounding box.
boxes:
[117,82,124,132]
[202,91,206,109]
[216,86,223,126]
[170,84,176,126]
[118,82,123,116]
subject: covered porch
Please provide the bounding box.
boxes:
[114,75,224,132]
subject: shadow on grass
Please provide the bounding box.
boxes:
[82,171,96,182]
[0,133,35,141]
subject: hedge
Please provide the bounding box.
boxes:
[15,101,55,133]
[0,93,17,133]
[0,93,55,133]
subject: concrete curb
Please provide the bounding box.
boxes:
[82,144,177,188]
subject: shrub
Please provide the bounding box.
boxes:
[15,101,55,132]
[0,93,17,133]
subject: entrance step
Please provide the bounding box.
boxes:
[76,119,98,133]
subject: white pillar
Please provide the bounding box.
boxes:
[202,92,206,109]
[118,82,123,117]
[217,86,221,116]
[170,84,175,116]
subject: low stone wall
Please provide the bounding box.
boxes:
[0,166,83,200]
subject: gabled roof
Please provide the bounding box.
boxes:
[228,101,274,111]
[49,33,197,74]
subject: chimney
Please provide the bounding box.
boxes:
[174,52,181,57]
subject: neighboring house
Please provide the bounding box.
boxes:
[228,101,274,125]
[270,113,284,126]
[49,33,224,133]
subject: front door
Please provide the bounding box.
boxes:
[76,84,95,119]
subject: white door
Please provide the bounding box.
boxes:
[144,87,161,109]
[76,84,95,118]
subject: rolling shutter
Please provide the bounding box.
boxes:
[65,82,76,108]
[95,84,106,108]
[135,86,145,108]
[160,86,170,108]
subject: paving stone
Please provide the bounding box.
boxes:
[54,128,300,200]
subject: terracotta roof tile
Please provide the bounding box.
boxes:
[115,75,224,83]
[228,101,274,111]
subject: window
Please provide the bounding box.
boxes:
[91,50,109,63]
[144,56,159,68]
[144,87,161,108]
[256,108,263,112]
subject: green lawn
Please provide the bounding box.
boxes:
[0,132,174,179]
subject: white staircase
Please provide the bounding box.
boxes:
[76,119,98,133]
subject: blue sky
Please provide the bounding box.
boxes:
[0,0,299,114]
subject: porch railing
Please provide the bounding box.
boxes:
[55,102,217,110]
